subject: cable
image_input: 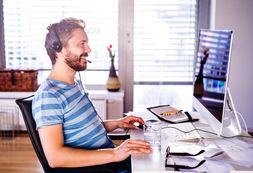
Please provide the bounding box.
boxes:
[220,134,252,138]
[77,71,128,145]
[236,111,248,134]
[77,71,104,120]
[78,72,85,91]
[117,128,130,145]
[161,126,218,136]
[77,72,251,141]
[161,126,253,139]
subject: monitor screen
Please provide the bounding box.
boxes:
[193,29,233,122]
[192,29,241,136]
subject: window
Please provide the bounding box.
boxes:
[1,0,200,111]
[2,0,118,85]
[133,0,198,110]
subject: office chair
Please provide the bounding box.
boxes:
[16,95,130,173]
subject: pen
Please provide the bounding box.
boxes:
[160,110,182,116]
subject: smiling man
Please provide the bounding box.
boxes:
[32,18,151,173]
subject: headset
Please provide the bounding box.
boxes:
[52,24,63,52]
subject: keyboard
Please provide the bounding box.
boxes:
[166,122,201,141]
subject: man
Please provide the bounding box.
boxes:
[32,18,151,172]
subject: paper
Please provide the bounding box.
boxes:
[204,144,224,158]
[212,138,253,167]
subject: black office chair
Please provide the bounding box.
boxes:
[16,95,130,173]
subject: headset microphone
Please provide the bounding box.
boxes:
[86,60,92,63]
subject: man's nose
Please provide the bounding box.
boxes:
[84,44,91,53]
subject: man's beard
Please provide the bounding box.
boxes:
[65,51,88,71]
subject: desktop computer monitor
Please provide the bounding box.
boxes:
[192,29,241,137]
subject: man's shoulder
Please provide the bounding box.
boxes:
[36,78,63,94]
[33,79,61,102]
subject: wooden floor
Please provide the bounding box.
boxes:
[0,133,43,173]
[0,132,124,173]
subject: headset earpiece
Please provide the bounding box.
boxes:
[52,41,62,52]
[52,25,62,52]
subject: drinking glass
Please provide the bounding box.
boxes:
[143,119,161,150]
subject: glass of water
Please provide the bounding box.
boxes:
[143,119,161,150]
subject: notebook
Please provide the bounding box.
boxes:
[147,104,198,123]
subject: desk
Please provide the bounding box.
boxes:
[130,110,253,173]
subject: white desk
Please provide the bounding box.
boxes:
[130,110,253,173]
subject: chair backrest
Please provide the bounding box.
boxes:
[15,96,129,173]
[15,95,52,173]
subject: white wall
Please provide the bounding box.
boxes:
[211,0,253,131]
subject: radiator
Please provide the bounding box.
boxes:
[92,99,107,120]
[0,105,19,138]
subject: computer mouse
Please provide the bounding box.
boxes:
[133,122,143,129]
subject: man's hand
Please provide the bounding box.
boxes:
[117,115,145,129]
[103,115,145,132]
[112,139,152,162]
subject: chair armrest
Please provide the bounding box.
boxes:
[108,133,130,140]
[108,128,130,140]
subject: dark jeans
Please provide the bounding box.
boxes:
[53,156,131,173]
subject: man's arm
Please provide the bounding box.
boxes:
[38,124,151,168]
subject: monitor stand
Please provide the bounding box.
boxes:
[220,88,242,137]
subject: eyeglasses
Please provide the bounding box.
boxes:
[165,146,206,170]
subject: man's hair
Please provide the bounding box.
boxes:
[45,18,85,65]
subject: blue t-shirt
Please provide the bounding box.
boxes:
[32,78,114,149]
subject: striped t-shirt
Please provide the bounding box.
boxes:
[32,78,114,149]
